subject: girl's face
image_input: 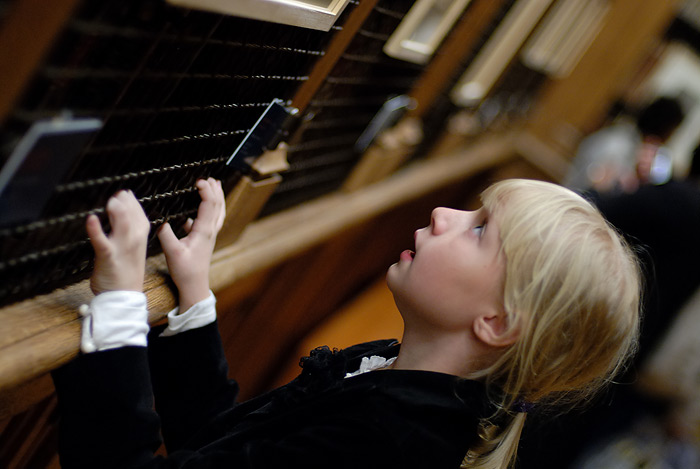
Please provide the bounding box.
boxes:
[387,207,506,333]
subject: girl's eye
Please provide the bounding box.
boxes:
[473,223,486,237]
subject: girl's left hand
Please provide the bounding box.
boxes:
[86,190,151,295]
[157,178,225,313]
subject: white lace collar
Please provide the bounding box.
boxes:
[345,355,397,378]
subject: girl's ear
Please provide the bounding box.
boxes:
[473,311,520,347]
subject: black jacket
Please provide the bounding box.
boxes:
[53,322,495,469]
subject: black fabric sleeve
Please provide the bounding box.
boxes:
[147,321,239,452]
[51,347,162,469]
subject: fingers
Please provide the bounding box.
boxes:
[97,180,223,255]
[105,193,128,237]
[183,218,194,234]
[86,214,110,255]
[192,178,226,236]
[88,190,150,295]
[195,178,217,201]
[106,190,150,239]
[157,222,180,254]
[213,179,225,231]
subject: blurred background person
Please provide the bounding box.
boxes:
[564,96,685,193]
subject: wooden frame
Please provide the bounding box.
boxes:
[451,0,555,106]
[383,0,472,64]
[166,0,352,31]
[406,0,512,118]
[521,0,610,78]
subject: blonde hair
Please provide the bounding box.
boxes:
[463,179,641,468]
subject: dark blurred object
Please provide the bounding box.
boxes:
[0,117,101,227]
[636,96,685,142]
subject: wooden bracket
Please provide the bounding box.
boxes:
[216,143,289,249]
[426,110,484,159]
[250,142,290,176]
[343,117,423,192]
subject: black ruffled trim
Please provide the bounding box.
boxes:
[297,345,347,394]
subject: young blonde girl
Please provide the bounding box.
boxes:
[461,179,640,467]
[52,178,640,469]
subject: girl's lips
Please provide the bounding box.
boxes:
[400,249,415,262]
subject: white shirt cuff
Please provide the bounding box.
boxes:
[80,291,149,353]
[160,291,216,337]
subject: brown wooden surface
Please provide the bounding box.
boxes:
[342,143,412,191]
[216,174,283,249]
[407,0,510,118]
[0,394,57,469]
[0,375,53,424]
[0,0,80,124]
[342,117,422,191]
[512,130,571,182]
[291,0,380,113]
[0,264,177,394]
[525,0,683,151]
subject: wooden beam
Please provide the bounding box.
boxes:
[0,0,80,124]
[512,130,571,182]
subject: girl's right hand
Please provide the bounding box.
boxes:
[157,178,225,313]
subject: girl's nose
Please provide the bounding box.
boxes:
[431,207,473,235]
[430,207,455,235]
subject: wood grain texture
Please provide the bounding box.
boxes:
[0,375,53,422]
